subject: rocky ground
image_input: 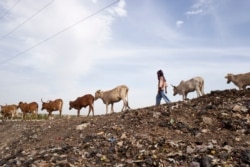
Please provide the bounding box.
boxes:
[0,89,250,167]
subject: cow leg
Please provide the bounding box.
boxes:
[123,101,130,111]
[33,109,38,119]
[106,104,109,114]
[111,103,114,113]
[199,89,202,96]
[127,101,131,110]
[2,115,6,122]
[196,88,201,97]
[90,104,94,116]
[121,102,125,112]
[11,111,14,120]
[121,98,127,111]
[77,109,80,117]
[87,106,91,117]
[48,111,52,119]
[22,112,26,120]
[184,93,188,100]
[200,84,205,95]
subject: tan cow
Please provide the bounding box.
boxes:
[41,98,63,117]
[172,76,205,100]
[225,72,250,90]
[69,94,94,117]
[95,85,131,114]
[18,101,38,120]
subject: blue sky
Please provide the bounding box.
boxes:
[0,0,250,116]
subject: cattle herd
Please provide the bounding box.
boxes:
[0,85,130,121]
[1,72,250,121]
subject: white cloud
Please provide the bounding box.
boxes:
[185,9,203,15]
[176,20,184,28]
[1,0,250,116]
[108,0,127,17]
[185,0,212,16]
[0,0,128,114]
[192,0,212,9]
[0,0,125,73]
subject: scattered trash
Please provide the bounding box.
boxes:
[0,89,250,166]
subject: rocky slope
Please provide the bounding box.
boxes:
[0,89,250,167]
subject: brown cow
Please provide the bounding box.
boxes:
[69,94,94,117]
[18,101,38,120]
[41,98,63,117]
[0,104,18,121]
[8,104,18,118]
[0,105,13,121]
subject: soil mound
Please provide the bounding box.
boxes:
[0,89,250,166]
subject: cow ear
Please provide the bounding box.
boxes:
[225,74,231,78]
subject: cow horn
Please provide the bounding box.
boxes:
[41,98,44,103]
[171,84,174,87]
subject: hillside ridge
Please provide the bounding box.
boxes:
[0,88,250,166]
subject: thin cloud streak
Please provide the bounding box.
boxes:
[185,9,203,15]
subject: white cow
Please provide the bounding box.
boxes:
[172,76,205,100]
[95,85,130,114]
[225,72,250,90]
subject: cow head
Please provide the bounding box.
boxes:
[94,90,102,100]
[171,84,178,96]
[18,101,24,109]
[69,101,73,110]
[41,98,48,110]
[225,74,233,84]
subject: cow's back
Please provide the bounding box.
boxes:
[118,85,129,96]
[29,102,38,111]
[193,77,204,83]
[105,85,128,101]
[181,79,196,91]
[79,94,94,107]
[241,72,250,84]
[54,99,63,108]
[18,102,28,112]
[179,77,204,93]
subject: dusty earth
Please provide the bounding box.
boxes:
[0,89,250,167]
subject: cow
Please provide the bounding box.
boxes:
[0,105,14,121]
[95,85,131,114]
[0,104,18,121]
[172,76,205,100]
[41,98,63,117]
[18,101,38,120]
[69,94,94,117]
[225,72,250,90]
[8,104,18,118]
